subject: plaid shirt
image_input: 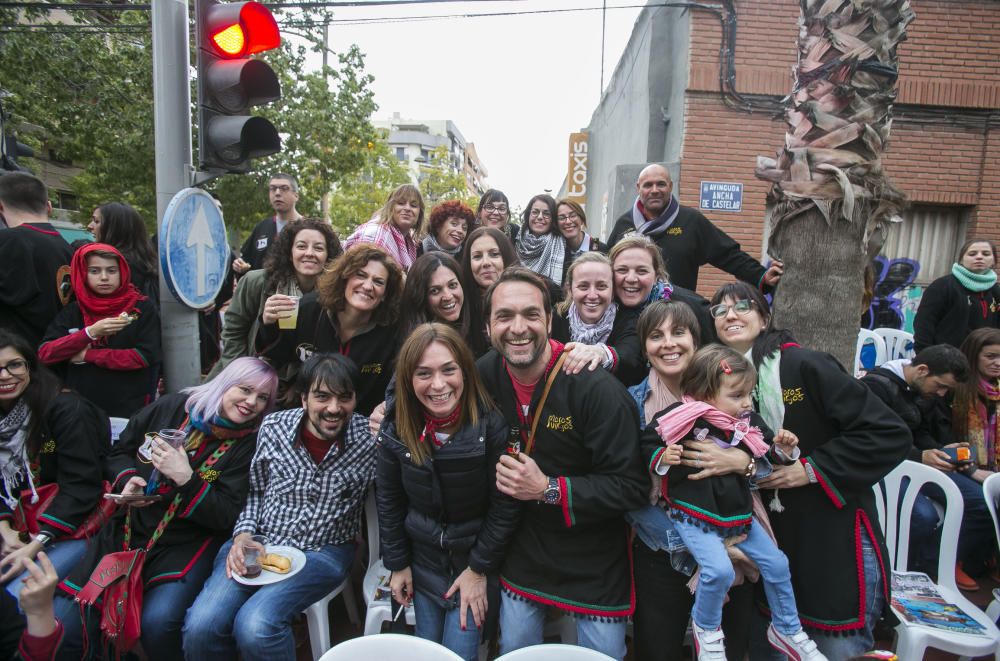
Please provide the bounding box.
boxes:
[233,409,376,550]
[342,219,416,270]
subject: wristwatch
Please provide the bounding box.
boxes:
[33,532,53,548]
[542,477,561,505]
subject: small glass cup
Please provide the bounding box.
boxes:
[277,296,300,330]
[243,534,268,578]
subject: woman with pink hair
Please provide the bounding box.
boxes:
[54,357,278,661]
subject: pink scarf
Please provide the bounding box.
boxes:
[654,397,769,458]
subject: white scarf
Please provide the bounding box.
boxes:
[0,399,36,510]
[567,301,617,345]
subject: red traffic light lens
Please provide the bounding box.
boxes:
[210,2,280,58]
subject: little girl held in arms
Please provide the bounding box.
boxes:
[650,345,826,661]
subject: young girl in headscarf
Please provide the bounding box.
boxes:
[39,243,161,418]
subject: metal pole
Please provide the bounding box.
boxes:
[153,0,200,390]
[600,0,607,96]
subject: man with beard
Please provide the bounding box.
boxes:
[476,267,647,660]
[606,163,783,292]
[861,344,992,586]
[183,353,375,660]
[234,173,304,274]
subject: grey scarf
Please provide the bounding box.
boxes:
[517,231,566,283]
[0,399,35,510]
[421,234,462,257]
[631,195,681,238]
[568,301,618,345]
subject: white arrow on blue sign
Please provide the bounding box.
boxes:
[159,188,229,309]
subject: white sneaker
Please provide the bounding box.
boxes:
[691,622,727,660]
[766,624,828,660]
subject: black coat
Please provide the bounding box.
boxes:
[239,217,279,273]
[0,392,108,540]
[759,346,910,635]
[550,306,642,387]
[376,408,521,609]
[62,394,258,593]
[913,274,1000,352]
[606,206,766,292]
[861,366,955,462]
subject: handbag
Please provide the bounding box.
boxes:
[76,439,235,656]
[13,481,118,540]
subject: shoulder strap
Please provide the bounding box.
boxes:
[524,352,568,456]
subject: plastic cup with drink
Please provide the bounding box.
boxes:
[242,535,268,578]
[144,428,187,495]
[277,295,300,330]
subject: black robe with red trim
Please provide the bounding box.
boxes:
[60,394,257,595]
[476,346,648,620]
[38,298,161,418]
[255,292,398,416]
[758,346,909,635]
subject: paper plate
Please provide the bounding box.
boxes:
[233,545,306,586]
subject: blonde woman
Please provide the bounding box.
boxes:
[343,184,425,271]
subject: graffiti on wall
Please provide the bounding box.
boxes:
[862,255,923,333]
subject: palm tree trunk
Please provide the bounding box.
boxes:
[757,0,915,368]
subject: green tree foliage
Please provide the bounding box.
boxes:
[0,8,379,243]
[325,129,410,237]
[419,145,477,209]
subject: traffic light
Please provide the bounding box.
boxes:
[196,0,281,174]
[0,98,33,174]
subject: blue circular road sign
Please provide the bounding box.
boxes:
[159,188,229,309]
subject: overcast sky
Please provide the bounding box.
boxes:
[297,1,644,208]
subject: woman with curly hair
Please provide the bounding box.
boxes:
[257,243,404,414]
[343,184,425,271]
[209,219,341,379]
[422,200,475,257]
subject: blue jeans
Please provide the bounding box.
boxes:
[499,591,627,660]
[750,528,884,659]
[413,590,480,661]
[52,544,216,661]
[183,539,355,661]
[4,539,87,606]
[673,518,800,635]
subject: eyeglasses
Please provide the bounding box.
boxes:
[483,204,508,215]
[709,300,755,319]
[0,360,28,377]
[557,211,579,222]
[528,209,551,219]
[269,185,292,193]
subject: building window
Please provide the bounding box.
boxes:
[395,147,405,161]
[879,204,970,284]
[57,191,79,211]
[419,148,430,162]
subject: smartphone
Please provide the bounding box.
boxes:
[942,446,975,465]
[104,493,164,503]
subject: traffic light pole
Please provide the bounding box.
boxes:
[153,0,202,390]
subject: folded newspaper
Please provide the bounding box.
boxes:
[891,571,988,636]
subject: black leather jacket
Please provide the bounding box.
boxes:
[376,406,521,609]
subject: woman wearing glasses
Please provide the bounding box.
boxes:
[0,330,107,628]
[710,281,909,660]
[515,194,566,287]
[556,199,603,275]
[475,190,518,243]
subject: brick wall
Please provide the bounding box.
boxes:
[678,0,1000,298]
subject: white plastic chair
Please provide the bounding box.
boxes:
[319,633,463,661]
[875,328,916,361]
[983,472,1000,621]
[873,460,1000,659]
[855,328,888,376]
[304,572,361,660]
[362,486,415,634]
[495,643,614,660]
